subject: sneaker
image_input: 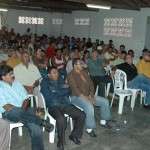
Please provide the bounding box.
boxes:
[144,104,150,109]
[41,120,54,132]
[100,122,112,129]
[86,130,97,138]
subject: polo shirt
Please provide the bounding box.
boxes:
[14,63,41,86]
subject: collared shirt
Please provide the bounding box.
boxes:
[0,80,28,113]
[67,69,95,97]
[136,59,150,78]
[40,77,71,108]
[113,57,124,66]
[87,58,106,77]
[14,63,41,86]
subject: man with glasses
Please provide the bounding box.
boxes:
[117,54,150,109]
[67,58,112,138]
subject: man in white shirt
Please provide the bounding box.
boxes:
[14,51,44,117]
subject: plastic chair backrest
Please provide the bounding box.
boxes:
[114,69,128,90]
[0,113,2,118]
[39,79,48,114]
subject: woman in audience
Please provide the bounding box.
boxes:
[81,50,90,65]
[32,47,48,78]
[6,49,21,68]
[62,46,69,61]
[51,49,67,80]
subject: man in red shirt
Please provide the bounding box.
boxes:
[46,41,56,59]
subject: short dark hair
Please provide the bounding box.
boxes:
[142,48,148,53]
[47,66,57,74]
[120,45,125,48]
[128,49,134,53]
[0,65,13,80]
[72,58,81,68]
[55,49,62,52]
[83,50,89,56]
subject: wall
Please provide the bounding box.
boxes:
[1,8,150,55]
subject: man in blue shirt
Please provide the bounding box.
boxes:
[40,66,85,150]
[87,50,114,97]
[0,65,54,150]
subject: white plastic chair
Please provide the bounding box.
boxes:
[104,65,114,97]
[0,112,24,146]
[39,87,73,143]
[28,94,38,108]
[110,69,133,114]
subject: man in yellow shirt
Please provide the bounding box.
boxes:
[6,49,21,68]
[137,53,150,78]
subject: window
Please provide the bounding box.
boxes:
[103,18,133,37]
[74,18,90,26]
[52,18,63,25]
[18,16,44,25]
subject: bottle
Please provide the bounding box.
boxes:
[116,122,121,131]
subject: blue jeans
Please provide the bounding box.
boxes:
[3,107,44,150]
[71,95,111,129]
[128,74,150,104]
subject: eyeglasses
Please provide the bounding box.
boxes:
[76,63,84,66]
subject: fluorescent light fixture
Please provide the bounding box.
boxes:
[86,4,111,10]
[0,8,8,11]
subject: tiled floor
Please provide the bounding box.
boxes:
[11,96,150,150]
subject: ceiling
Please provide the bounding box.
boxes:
[0,0,150,13]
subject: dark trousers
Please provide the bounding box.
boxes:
[91,75,114,97]
[3,107,44,150]
[48,104,85,145]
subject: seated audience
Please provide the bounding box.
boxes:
[81,50,90,65]
[117,54,150,108]
[66,52,80,74]
[117,45,125,57]
[0,119,10,150]
[137,52,150,78]
[16,46,24,58]
[128,49,140,65]
[104,47,118,66]
[67,58,112,139]
[6,49,21,68]
[40,66,85,150]
[0,65,54,150]
[32,47,48,78]
[51,49,67,80]
[113,51,127,66]
[87,50,114,97]
[140,48,149,60]
[0,44,9,65]
[46,41,56,59]
[62,46,69,61]
[14,51,44,118]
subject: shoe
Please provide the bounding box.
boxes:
[41,120,54,132]
[86,130,97,138]
[101,122,112,129]
[57,144,64,150]
[144,104,150,109]
[69,135,81,145]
